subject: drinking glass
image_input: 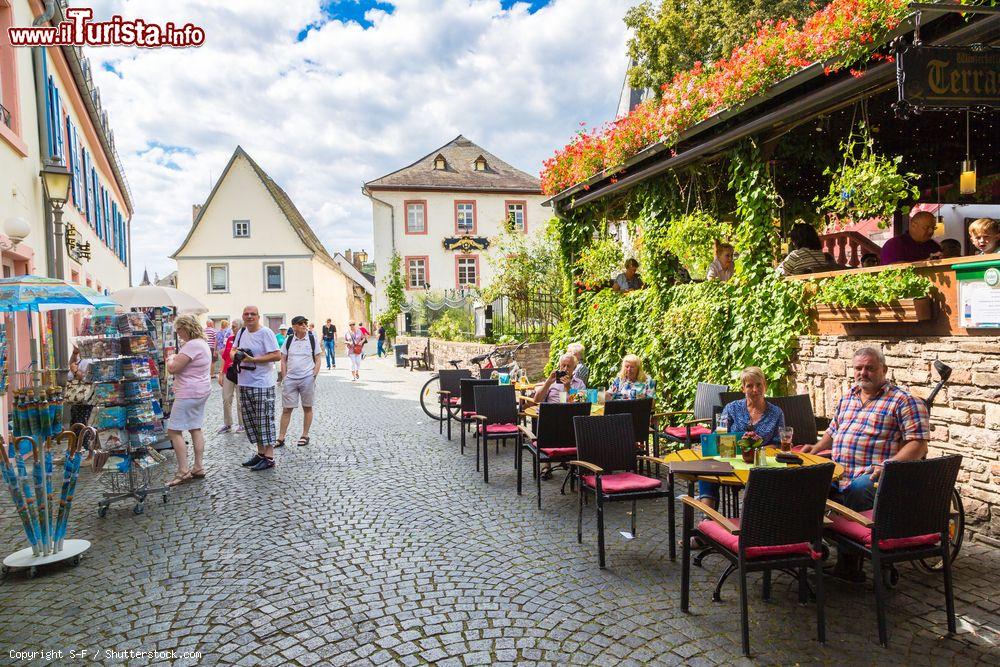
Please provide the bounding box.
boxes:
[779,426,794,452]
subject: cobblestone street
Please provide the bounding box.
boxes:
[1,357,998,666]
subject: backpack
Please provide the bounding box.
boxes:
[284,331,317,356]
[224,327,245,384]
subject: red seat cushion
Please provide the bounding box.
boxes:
[482,423,519,435]
[581,472,662,494]
[540,447,576,458]
[827,510,940,551]
[462,411,476,417]
[662,425,712,440]
[444,396,460,405]
[699,519,822,560]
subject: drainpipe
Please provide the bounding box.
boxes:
[32,1,70,373]
[362,184,395,314]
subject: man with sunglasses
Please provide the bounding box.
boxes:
[232,306,281,471]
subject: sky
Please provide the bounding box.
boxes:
[68,0,640,283]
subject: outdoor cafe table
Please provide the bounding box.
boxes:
[651,447,844,488]
[521,402,604,419]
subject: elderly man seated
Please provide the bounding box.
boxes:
[533,353,586,405]
[801,345,930,581]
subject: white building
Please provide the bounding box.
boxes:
[364,136,547,314]
[171,146,367,331]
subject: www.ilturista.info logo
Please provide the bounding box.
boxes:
[7,7,205,48]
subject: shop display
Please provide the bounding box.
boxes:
[78,312,168,517]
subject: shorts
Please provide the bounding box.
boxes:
[282,375,316,408]
[166,396,209,431]
[239,385,276,446]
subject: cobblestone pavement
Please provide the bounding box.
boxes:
[1,356,998,666]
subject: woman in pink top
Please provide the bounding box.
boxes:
[165,315,212,486]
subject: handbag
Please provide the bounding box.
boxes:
[64,378,93,404]
[351,342,364,355]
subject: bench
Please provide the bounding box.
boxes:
[407,339,431,371]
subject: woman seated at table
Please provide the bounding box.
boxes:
[697,366,785,513]
[608,354,656,400]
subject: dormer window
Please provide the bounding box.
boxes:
[433,154,447,170]
[474,155,487,171]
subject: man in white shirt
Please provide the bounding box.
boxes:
[278,315,322,447]
[232,305,281,471]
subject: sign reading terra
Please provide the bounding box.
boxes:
[897,45,1000,111]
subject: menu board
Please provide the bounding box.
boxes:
[957,265,1000,329]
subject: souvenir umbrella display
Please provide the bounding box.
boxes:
[0,276,113,577]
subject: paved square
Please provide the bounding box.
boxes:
[1,358,998,665]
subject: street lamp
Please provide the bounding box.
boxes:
[40,159,73,374]
[356,249,369,265]
[0,216,31,250]
[40,161,72,207]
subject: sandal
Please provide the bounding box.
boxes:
[540,466,553,481]
[190,467,206,478]
[275,438,286,448]
[166,470,193,487]
[297,436,310,447]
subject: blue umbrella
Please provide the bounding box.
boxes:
[0,275,115,312]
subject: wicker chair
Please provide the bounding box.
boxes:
[571,414,669,569]
[604,397,655,456]
[517,402,592,508]
[681,463,835,658]
[437,370,473,439]
[458,378,497,455]
[825,455,962,647]
[656,382,728,449]
[769,394,820,447]
[472,384,520,484]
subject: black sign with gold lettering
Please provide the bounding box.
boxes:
[442,236,490,253]
[897,45,1000,113]
[64,224,92,263]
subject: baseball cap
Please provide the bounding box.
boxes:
[291,315,308,325]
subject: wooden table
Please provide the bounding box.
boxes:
[522,402,605,419]
[651,447,843,487]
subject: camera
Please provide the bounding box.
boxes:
[233,348,256,370]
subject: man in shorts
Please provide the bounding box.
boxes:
[278,316,321,447]
[233,305,281,471]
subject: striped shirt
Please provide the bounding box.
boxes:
[777,248,834,276]
[828,383,929,490]
[204,326,217,351]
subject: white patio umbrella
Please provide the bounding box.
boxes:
[111,285,208,314]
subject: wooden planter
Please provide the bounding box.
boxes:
[814,297,933,324]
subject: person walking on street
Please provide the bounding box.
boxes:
[232,306,281,471]
[345,321,366,381]
[278,316,322,447]
[165,315,212,486]
[216,319,231,365]
[218,319,244,434]
[204,319,218,378]
[376,322,386,358]
[322,318,337,369]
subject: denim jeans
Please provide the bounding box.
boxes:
[697,481,719,502]
[323,339,336,368]
[830,473,877,512]
[376,339,385,357]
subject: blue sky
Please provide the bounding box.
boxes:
[71,0,637,284]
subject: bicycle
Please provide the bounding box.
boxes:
[418,341,528,421]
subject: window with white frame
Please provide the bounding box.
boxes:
[456,202,475,233]
[233,220,250,238]
[405,202,426,233]
[264,263,284,291]
[506,202,525,232]
[407,257,427,289]
[457,256,478,287]
[208,264,229,292]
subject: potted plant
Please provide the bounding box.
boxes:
[811,267,935,324]
[739,433,764,464]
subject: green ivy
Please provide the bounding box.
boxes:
[376,252,405,339]
[812,267,932,307]
[660,210,730,278]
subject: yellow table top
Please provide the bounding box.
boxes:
[651,447,843,486]
[522,402,604,418]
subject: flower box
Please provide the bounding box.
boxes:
[814,297,932,323]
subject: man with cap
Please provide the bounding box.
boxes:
[277,316,322,447]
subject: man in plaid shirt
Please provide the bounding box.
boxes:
[802,346,930,581]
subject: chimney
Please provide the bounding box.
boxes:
[345,249,353,265]
[192,204,202,222]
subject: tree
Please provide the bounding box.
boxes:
[624,0,826,91]
[377,252,405,339]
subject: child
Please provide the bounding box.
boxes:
[706,242,735,282]
[939,238,962,259]
[969,218,999,255]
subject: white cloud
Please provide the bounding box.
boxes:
[70,0,639,283]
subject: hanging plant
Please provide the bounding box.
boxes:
[661,211,731,279]
[574,236,624,291]
[816,121,919,227]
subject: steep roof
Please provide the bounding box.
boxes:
[171,146,336,265]
[365,135,541,193]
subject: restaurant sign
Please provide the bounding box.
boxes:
[954,259,1000,329]
[64,224,92,263]
[442,236,490,253]
[896,45,1000,113]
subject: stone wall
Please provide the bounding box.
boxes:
[793,335,1000,546]
[395,336,551,379]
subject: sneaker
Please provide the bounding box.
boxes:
[233,425,244,433]
[250,457,275,471]
[241,454,263,467]
[217,425,231,434]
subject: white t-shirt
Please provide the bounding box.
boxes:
[283,333,319,380]
[234,327,279,388]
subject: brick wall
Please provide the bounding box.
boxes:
[793,335,1000,546]
[395,336,551,379]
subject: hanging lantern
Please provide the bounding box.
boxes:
[960,111,976,195]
